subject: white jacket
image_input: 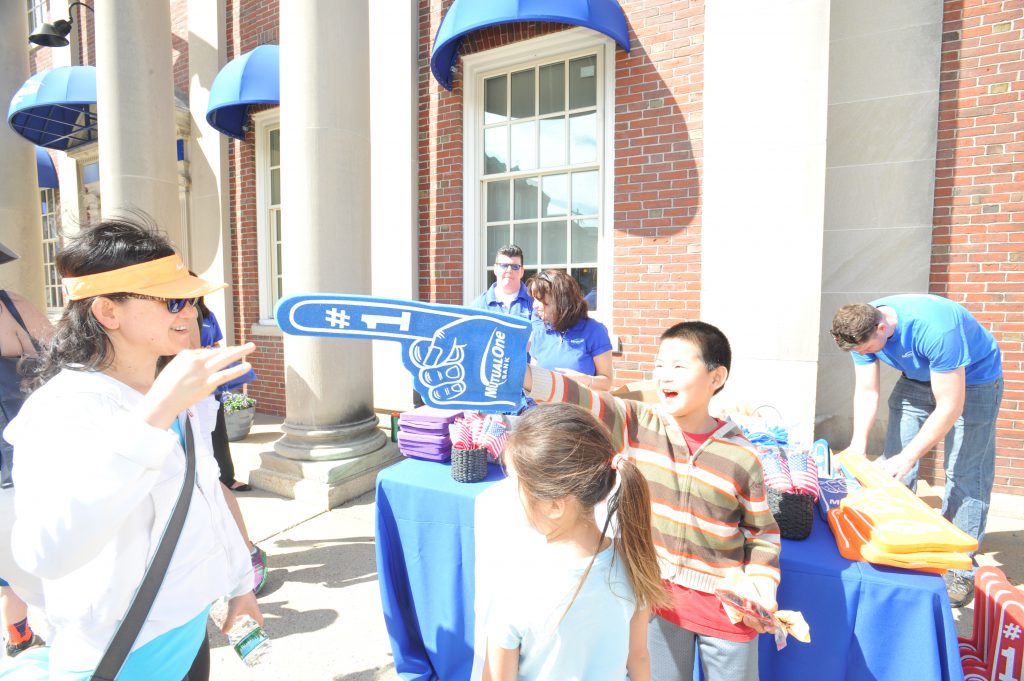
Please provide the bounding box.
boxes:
[5,368,251,672]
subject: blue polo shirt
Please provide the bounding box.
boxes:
[200,311,223,348]
[471,283,534,321]
[851,294,1002,384]
[530,317,612,376]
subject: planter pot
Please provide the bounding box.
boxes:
[225,406,256,442]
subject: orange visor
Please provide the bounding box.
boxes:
[62,255,227,301]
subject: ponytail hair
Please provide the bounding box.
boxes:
[608,459,671,610]
[507,403,669,616]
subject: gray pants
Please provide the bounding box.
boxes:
[649,615,758,681]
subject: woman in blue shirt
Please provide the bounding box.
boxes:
[527,271,614,391]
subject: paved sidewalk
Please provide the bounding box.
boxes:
[210,415,399,680]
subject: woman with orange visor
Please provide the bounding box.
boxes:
[3,218,260,680]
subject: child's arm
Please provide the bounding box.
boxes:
[736,450,782,622]
[626,606,652,681]
[524,365,639,453]
[482,640,520,681]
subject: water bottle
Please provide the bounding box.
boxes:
[210,598,272,667]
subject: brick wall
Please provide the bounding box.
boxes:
[417,0,706,386]
[922,0,1023,494]
[226,0,282,415]
[171,0,189,98]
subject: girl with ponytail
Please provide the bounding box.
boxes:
[482,403,669,681]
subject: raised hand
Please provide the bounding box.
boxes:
[139,343,256,429]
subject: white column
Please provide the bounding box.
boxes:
[816,0,944,451]
[369,0,418,412]
[254,0,396,509]
[94,0,182,247]
[187,0,231,334]
[0,2,46,306]
[701,0,830,429]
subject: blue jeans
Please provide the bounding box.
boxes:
[883,375,1003,577]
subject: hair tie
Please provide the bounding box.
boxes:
[610,453,627,471]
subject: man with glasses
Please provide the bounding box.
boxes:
[830,295,1003,608]
[470,244,534,320]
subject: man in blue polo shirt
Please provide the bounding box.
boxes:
[470,244,534,320]
[830,295,1003,607]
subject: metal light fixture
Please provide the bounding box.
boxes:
[29,2,93,47]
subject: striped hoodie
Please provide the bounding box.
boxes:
[528,367,781,602]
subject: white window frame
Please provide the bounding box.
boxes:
[253,109,281,325]
[461,28,616,325]
[40,187,63,314]
[27,0,48,33]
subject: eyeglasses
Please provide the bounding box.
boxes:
[114,293,200,313]
[494,262,523,272]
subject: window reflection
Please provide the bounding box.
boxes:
[485,75,507,124]
[484,127,508,174]
[542,174,568,217]
[569,112,597,165]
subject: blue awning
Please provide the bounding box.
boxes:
[36,147,58,189]
[8,65,97,150]
[431,0,630,90]
[206,45,280,140]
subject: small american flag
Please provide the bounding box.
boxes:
[758,446,794,493]
[479,417,509,461]
[787,451,820,501]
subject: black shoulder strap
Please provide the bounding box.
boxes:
[0,291,32,336]
[90,417,197,681]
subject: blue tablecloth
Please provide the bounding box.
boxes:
[376,458,505,681]
[375,459,963,681]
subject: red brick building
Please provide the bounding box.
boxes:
[9,0,1022,494]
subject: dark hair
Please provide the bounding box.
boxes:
[188,270,212,322]
[660,321,731,395]
[830,304,882,351]
[526,270,588,333]
[495,244,524,262]
[27,218,176,389]
[507,403,669,617]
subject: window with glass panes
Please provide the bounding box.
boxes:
[27,0,47,32]
[40,187,63,312]
[481,54,601,310]
[267,127,283,308]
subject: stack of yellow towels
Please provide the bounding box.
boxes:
[826,451,977,574]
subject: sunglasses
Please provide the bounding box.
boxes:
[830,330,861,346]
[494,262,523,272]
[114,293,200,313]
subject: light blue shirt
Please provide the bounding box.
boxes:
[488,542,636,681]
[1,606,210,681]
[851,294,1002,384]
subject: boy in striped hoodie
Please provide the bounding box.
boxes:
[524,320,780,681]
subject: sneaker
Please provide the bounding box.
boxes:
[251,544,268,595]
[945,571,975,608]
[6,633,44,658]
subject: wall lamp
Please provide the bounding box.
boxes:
[29,2,94,47]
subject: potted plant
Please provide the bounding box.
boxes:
[221,391,257,442]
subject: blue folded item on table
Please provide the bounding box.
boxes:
[817,476,861,521]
